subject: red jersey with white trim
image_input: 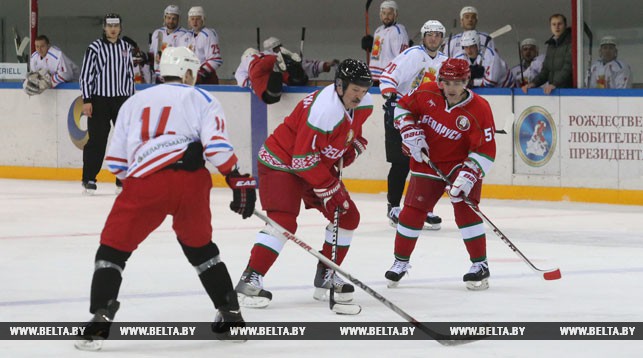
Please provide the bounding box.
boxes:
[105,83,237,180]
[394,81,496,178]
[182,27,223,74]
[369,23,409,82]
[258,84,373,188]
[379,45,448,97]
[29,46,79,87]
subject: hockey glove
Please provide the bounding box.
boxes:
[314,180,350,214]
[470,64,485,79]
[400,125,429,163]
[225,170,257,219]
[382,94,398,129]
[361,35,374,52]
[448,161,481,203]
[342,137,368,168]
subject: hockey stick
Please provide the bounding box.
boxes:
[420,153,561,280]
[583,22,593,87]
[479,25,512,60]
[13,27,29,63]
[364,0,373,64]
[299,27,306,58]
[253,210,483,345]
[256,27,261,51]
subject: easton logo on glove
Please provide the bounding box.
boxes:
[225,169,257,219]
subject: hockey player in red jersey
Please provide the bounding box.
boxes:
[236,59,373,308]
[384,58,496,291]
[75,47,256,351]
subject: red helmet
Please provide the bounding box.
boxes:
[439,58,471,81]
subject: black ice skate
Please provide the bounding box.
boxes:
[235,268,272,308]
[74,299,119,351]
[212,292,247,343]
[82,180,97,196]
[463,261,490,290]
[387,204,441,231]
[387,204,401,227]
[385,259,411,288]
[425,212,442,230]
[313,262,354,303]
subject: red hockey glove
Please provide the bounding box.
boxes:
[225,169,257,219]
[314,180,350,214]
[400,125,429,163]
[448,161,481,203]
[342,137,368,168]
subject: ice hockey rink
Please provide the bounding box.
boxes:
[1,178,642,357]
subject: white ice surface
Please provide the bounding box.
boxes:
[1,179,642,357]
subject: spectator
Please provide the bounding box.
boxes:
[148,5,188,83]
[360,0,409,85]
[123,36,151,84]
[79,13,134,195]
[588,36,632,88]
[444,6,496,59]
[23,35,79,96]
[455,30,512,87]
[522,14,573,95]
[511,38,545,87]
[182,6,222,84]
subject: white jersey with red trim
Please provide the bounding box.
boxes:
[589,58,632,89]
[181,27,223,74]
[510,54,544,87]
[455,47,513,88]
[369,23,409,82]
[149,26,189,78]
[29,46,79,87]
[379,45,448,97]
[106,83,237,180]
[445,30,495,59]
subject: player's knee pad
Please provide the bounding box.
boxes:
[453,201,483,227]
[179,241,222,274]
[398,205,427,228]
[94,244,132,273]
[268,211,298,234]
[338,202,360,230]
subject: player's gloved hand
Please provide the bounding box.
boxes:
[400,125,429,163]
[225,169,257,219]
[342,137,368,167]
[448,161,481,203]
[314,180,350,214]
[197,68,209,83]
[382,93,398,129]
[470,64,485,79]
[361,35,374,52]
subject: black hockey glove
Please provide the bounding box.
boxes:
[382,94,398,129]
[225,169,257,219]
[361,35,374,52]
[470,64,485,79]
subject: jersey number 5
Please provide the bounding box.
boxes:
[484,128,493,142]
[141,106,172,141]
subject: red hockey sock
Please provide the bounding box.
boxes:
[463,235,487,262]
[321,243,349,265]
[393,206,426,260]
[247,244,280,275]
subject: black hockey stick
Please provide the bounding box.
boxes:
[364,0,373,64]
[421,153,562,280]
[256,27,261,51]
[583,22,593,87]
[300,27,306,58]
[253,210,484,345]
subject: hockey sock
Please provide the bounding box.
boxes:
[454,203,487,262]
[393,206,425,260]
[387,161,410,207]
[90,244,131,314]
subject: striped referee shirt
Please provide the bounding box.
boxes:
[80,36,134,102]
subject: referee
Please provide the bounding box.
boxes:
[80,13,134,195]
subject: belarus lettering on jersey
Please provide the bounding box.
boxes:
[258,84,373,188]
[29,46,79,87]
[379,45,449,97]
[149,27,189,76]
[511,54,544,87]
[455,47,513,88]
[369,23,409,81]
[182,27,222,73]
[394,81,496,178]
[589,59,632,89]
[445,31,495,59]
[105,83,237,179]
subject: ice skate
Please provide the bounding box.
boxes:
[279,47,301,63]
[385,259,411,288]
[387,204,401,228]
[463,261,490,291]
[274,51,287,72]
[313,262,354,302]
[424,212,442,230]
[82,181,97,196]
[74,300,119,351]
[235,268,272,308]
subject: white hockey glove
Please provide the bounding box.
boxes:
[22,69,52,96]
[400,125,429,163]
[448,161,481,203]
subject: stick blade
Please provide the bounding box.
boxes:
[331,302,362,315]
[543,268,562,280]
[490,25,512,39]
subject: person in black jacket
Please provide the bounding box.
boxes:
[522,14,573,95]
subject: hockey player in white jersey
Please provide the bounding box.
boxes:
[379,20,448,230]
[511,38,544,87]
[444,6,495,59]
[24,35,79,96]
[455,30,513,88]
[361,0,409,84]
[182,6,223,84]
[148,5,188,83]
[75,47,256,350]
[589,36,632,89]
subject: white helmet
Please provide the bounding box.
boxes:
[461,30,479,47]
[380,0,398,12]
[263,37,281,51]
[188,6,205,18]
[600,36,617,46]
[164,5,180,16]
[460,6,478,19]
[420,20,445,37]
[241,47,259,61]
[520,38,538,49]
[160,46,200,79]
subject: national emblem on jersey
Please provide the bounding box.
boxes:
[371,37,383,60]
[455,115,470,131]
[345,129,355,146]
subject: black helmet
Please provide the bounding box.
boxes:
[103,13,122,26]
[335,59,372,89]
